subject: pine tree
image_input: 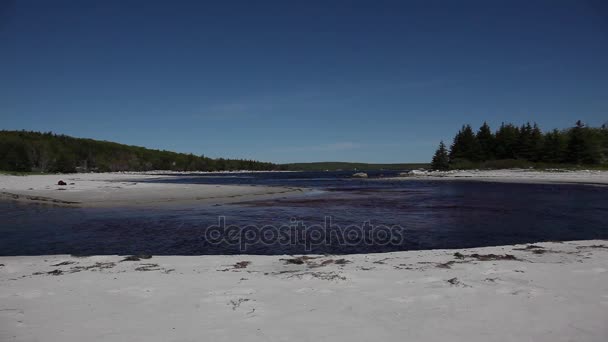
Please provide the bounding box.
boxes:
[476,122,495,161]
[540,129,567,163]
[566,121,602,164]
[494,123,520,159]
[567,120,587,164]
[449,124,480,162]
[516,122,534,159]
[449,127,465,161]
[529,123,544,161]
[431,141,450,170]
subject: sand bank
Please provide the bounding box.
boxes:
[1,240,606,341]
[0,173,304,207]
[390,169,608,185]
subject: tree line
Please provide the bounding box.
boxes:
[0,130,281,173]
[431,121,608,170]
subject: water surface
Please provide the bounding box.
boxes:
[1,172,606,255]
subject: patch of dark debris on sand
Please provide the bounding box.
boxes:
[135,263,161,271]
[333,258,351,265]
[234,261,251,269]
[446,277,471,287]
[126,254,153,261]
[393,264,415,270]
[264,269,300,276]
[271,256,350,280]
[47,269,63,276]
[280,256,320,265]
[280,256,351,268]
[315,258,351,268]
[435,260,457,269]
[286,271,347,281]
[132,263,174,273]
[372,257,397,265]
[357,266,375,271]
[228,298,254,311]
[514,245,549,254]
[68,262,116,273]
[454,252,519,261]
[217,260,252,272]
[394,259,469,271]
[577,244,608,250]
[121,255,153,262]
[51,261,76,267]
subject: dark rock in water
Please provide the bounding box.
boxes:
[57,180,67,186]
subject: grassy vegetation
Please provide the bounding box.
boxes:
[282,162,429,171]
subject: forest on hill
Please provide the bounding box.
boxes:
[431,121,608,170]
[0,131,279,173]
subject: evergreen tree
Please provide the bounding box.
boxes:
[540,129,567,163]
[566,120,602,164]
[431,141,450,170]
[601,125,608,161]
[449,124,480,162]
[529,123,544,161]
[476,122,495,161]
[494,123,519,159]
[516,122,534,159]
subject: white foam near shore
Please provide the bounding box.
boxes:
[392,169,608,185]
[1,240,607,341]
[0,173,304,207]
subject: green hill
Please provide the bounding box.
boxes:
[0,130,279,173]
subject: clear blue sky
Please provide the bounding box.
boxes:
[1,0,607,163]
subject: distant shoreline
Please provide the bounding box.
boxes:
[384,169,608,186]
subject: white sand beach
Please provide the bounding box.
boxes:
[0,173,304,207]
[1,240,607,342]
[1,170,607,341]
[392,169,608,185]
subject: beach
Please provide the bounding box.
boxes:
[0,173,304,207]
[1,240,607,341]
[1,170,607,341]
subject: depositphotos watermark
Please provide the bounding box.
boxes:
[204,216,405,251]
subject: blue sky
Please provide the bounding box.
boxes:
[1,0,607,163]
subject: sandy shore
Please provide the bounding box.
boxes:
[389,169,608,185]
[0,173,304,207]
[1,240,606,341]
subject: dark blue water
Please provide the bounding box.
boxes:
[1,172,607,255]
